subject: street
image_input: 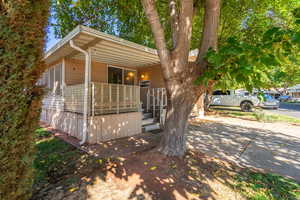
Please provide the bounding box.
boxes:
[266,102,300,118]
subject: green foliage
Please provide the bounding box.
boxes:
[52,0,117,38]
[235,170,300,200]
[52,0,300,92]
[52,0,288,49]
[200,11,300,91]
[0,1,49,200]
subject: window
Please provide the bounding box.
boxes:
[47,63,62,95]
[108,67,123,84]
[108,66,136,85]
[124,70,135,85]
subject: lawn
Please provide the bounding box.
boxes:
[210,106,300,124]
[32,128,300,200]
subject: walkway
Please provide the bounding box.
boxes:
[187,116,300,182]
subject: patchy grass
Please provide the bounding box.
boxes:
[32,128,100,193]
[211,107,300,124]
[234,170,300,200]
[253,111,300,124]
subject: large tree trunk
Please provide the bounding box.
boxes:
[158,78,202,156]
[142,0,221,156]
[158,97,194,156]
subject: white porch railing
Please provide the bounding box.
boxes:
[92,82,140,115]
[63,82,140,115]
[145,88,167,126]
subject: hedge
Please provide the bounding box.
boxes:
[0,1,49,200]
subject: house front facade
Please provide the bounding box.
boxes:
[40,25,170,145]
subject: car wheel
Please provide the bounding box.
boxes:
[241,101,253,112]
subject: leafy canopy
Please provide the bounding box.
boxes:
[51,0,300,90]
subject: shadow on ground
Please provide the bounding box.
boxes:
[32,122,300,200]
[187,121,300,182]
[32,127,243,200]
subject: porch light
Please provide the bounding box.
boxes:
[128,72,134,77]
[141,74,145,79]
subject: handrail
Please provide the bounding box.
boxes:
[145,88,167,125]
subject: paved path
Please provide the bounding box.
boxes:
[187,116,300,182]
[267,102,300,118]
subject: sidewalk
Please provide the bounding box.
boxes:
[187,116,300,182]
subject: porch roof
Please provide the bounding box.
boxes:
[44,25,160,67]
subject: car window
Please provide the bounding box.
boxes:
[213,90,230,95]
[264,94,274,100]
[213,90,221,95]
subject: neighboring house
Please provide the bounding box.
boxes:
[287,84,300,99]
[40,25,197,144]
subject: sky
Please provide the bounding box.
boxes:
[46,16,59,51]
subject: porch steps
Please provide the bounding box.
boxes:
[142,111,160,132]
[142,117,155,126]
[142,112,153,120]
[143,123,160,132]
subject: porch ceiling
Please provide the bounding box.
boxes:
[44,25,160,67]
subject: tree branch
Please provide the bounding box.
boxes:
[196,0,221,69]
[169,0,179,48]
[141,0,171,67]
[173,0,194,62]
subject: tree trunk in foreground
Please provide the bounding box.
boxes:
[158,78,203,156]
[142,0,221,156]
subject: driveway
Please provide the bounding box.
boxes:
[187,116,300,182]
[266,102,300,118]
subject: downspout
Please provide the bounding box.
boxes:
[69,40,90,145]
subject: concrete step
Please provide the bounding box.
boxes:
[143,123,160,132]
[142,112,153,120]
[142,118,155,126]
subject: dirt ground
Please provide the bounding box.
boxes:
[32,150,244,200]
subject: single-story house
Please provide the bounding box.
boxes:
[40,25,198,144]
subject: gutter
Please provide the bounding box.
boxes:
[69,40,90,145]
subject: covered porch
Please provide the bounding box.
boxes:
[40,25,162,143]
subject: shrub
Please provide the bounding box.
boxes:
[0,1,49,200]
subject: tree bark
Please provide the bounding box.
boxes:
[157,95,194,156]
[194,93,205,118]
[141,0,221,156]
[196,0,221,69]
[157,69,203,156]
[204,91,212,112]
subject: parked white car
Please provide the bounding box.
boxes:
[210,90,260,112]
